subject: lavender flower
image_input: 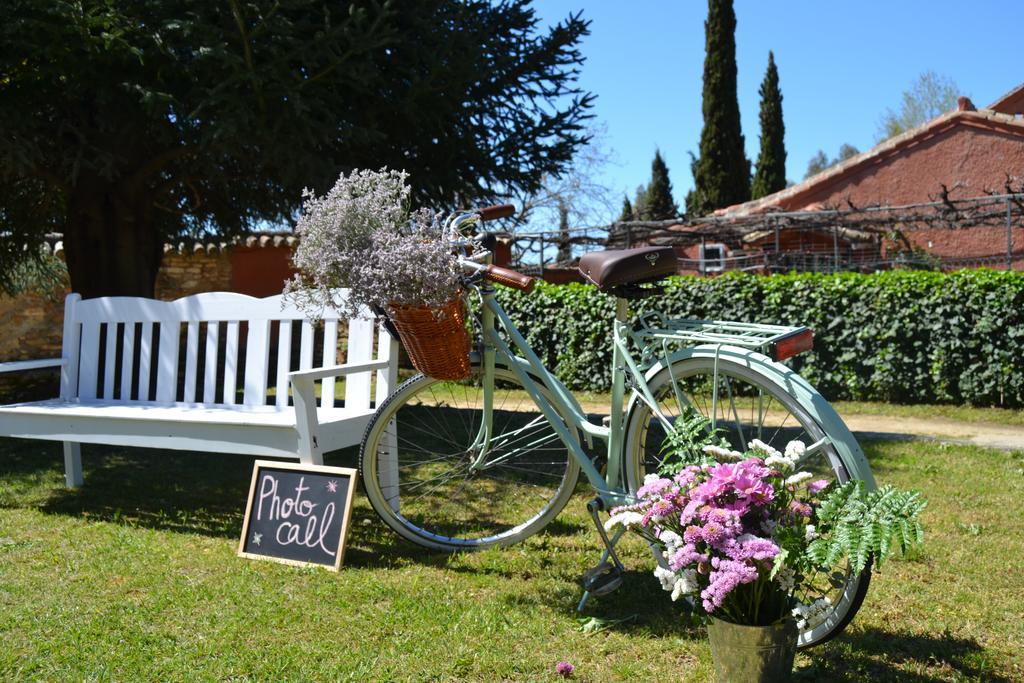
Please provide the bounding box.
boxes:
[555,661,574,677]
[285,168,460,319]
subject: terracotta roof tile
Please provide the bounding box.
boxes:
[39,232,297,257]
[988,82,1024,115]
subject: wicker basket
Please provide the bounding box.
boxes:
[387,296,471,380]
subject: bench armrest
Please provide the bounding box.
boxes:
[0,358,64,374]
[287,359,391,464]
[287,359,391,383]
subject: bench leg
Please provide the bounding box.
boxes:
[63,442,83,488]
[299,443,324,466]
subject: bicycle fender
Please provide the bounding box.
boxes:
[630,344,876,488]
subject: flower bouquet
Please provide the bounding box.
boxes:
[285,168,470,379]
[607,430,926,681]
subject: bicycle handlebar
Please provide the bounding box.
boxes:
[483,264,535,293]
[477,204,516,221]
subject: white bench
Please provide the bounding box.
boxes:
[0,291,398,487]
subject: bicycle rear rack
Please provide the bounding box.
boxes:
[633,312,814,362]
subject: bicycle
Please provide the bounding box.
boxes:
[358,204,877,648]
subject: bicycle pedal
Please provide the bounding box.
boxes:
[579,561,623,597]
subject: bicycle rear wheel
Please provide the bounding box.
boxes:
[623,349,872,648]
[360,363,580,551]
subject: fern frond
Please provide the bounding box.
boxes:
[812,482,925,573]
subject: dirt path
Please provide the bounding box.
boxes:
[571,399,1024,451]
[837,414,1024,451]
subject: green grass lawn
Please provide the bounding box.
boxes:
[1,437,1022,681]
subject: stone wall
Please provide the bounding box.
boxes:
[1,249,234,365]
[155,250,233,299]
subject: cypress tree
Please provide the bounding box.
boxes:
[632,183,649,222]
[618,195,634,222]
[687,0,750,216]
[644,150,680,219]
[751,51,786,199]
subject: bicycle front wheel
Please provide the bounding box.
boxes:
[623,349,872,648]
[360,363,580,551]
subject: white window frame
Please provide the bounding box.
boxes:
[699,243,727,272]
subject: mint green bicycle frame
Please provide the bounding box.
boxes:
[470,285,631,506]
[464,282,875,510]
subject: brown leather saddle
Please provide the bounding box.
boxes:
[578,246,677,293]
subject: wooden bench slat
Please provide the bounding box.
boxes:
[78,322,101,400]
[275,320,292,408]
[120,323,135,401]
[345,318,374,412]
[203,321,219,404]
[156,322,181,403]
[243,320,270,407]
[321,320,339,408]
[183,322,200,403]
[103,323,117,400]
[223,321,239,405]
[299,320,314,371]
[137,322,153,401]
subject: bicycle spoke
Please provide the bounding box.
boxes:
[363,365,577,549]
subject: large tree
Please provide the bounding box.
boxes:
[686,0,750,217]
[641,150,679,220]
[0,0,593,297]
[877,71,961,142]
[618,196,634,222]
[751,51,786,200]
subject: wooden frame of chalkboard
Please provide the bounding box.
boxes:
[237,460,357,571]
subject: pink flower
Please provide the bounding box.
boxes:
[636,476,674,498]
[556,661,574,677]
[789,500,812,518]
[807,479,829,495]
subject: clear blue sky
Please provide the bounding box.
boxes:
[534,1,1024,219]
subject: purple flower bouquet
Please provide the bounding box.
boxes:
[285,168,460,321]
[607,438,925,630]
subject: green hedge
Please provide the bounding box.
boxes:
[495,270,1024,407]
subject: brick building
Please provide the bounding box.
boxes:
[641,84,1024,274]
[702,84,1024,271]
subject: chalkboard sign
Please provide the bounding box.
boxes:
[237,461,357,571]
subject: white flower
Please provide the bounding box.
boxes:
[775,566,795,592]
[643,473,661,486]
[785,471,813,486]
[658,529,683,557]
[702,444,744,461]
[659,529,683,547]
[679,569,699,594]
[670,569,699,601]
[748,439,782,459]
[792,597,832,631]
[784,440,806,461]
[604,511,643,532]
[764,454,795,471]
[653,566,677,592]
[805,524,818,541]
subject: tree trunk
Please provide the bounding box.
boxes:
[557,201,571,264]
[63,178,163,299]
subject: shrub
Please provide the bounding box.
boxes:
[495,270,1024,407]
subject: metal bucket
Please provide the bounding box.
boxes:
[706,618,798,682]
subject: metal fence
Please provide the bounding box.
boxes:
[507,193,1024,276]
